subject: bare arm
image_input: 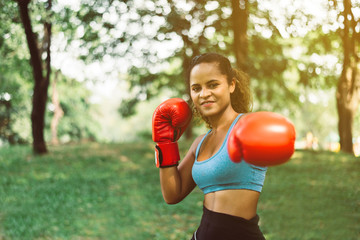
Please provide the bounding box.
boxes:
[159,136,203,204]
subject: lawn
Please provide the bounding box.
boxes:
[0,141,359,240]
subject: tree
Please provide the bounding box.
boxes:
[3,0,123,148]
[291,0,359,155]
[231,0,248,72]
[50,70,64,145]
[115,0,304,144]
[119,0,226,137]
[174,0,297,112]
[46,73,100,143]
[336,0,360,154]
[17,0,52,154]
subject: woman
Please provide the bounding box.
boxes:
[152,53,294,239]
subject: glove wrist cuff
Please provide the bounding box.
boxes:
[155,142,180,168]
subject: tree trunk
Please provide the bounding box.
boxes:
[0,100,12,143]
[231,0,249,72]
[336,0,360,155]
[182,50,199,140]
[50,71,64,145]
[18,0,52,154]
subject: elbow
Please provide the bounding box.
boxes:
[164,200,179,205]
[163,195,182,205]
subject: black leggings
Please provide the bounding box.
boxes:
[191,207,266,240]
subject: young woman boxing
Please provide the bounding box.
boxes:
[152,53,295,239]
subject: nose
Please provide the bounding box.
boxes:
[200,87,211,98]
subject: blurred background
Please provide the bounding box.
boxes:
[1,0,359,156]
[1,1,360,239]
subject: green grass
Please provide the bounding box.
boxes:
[0,142,359,240]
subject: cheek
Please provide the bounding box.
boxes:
[216,87,232,103]
[215,86,229,97]
[190,91,197,102]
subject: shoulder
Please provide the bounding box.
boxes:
[179,134,206,167]
[240,112,251,117]
[237,112,251,121]
[189,134,206,156]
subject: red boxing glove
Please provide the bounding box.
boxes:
[152,98,192,168]
[228,112,296,167]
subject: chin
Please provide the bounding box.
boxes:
[199,109,218,118]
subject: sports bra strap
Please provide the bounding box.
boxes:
[195,130,211,159]
[195,114,242,161]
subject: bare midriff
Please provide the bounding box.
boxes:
[203,189,260,220]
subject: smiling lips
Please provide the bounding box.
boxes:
[200,100,215,107]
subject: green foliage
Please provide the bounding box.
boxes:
[295,29,341,89]
[60,0,135,63]
[1,0,357,147]
[118,0,305,116]
[118,98,138,118]
[0,1,33,144]
[118,0,229,116]
[120,59,187,116]
[45,73,101,143]
[249,34,296,111]
[0,143,358,239]
[292,88,338,148]
[0,1,103,144]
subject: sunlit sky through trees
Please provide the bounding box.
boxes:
[46,0,359,147]
[52,0,355,101]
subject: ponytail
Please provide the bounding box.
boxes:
[231,68,252,113]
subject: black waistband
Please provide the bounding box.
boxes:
[201,206,260,228]
[193,206,265,240]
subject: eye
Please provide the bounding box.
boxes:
[209,83,219,88]
[192,86,201,92]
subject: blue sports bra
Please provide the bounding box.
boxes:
[192,114,267,194]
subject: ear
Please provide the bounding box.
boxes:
[229,77,236,94]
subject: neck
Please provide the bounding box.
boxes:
[208,107,238,132]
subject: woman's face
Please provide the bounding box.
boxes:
[189,62,235,118]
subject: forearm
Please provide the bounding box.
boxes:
[159,167,183,204]
[151,98,194,203]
